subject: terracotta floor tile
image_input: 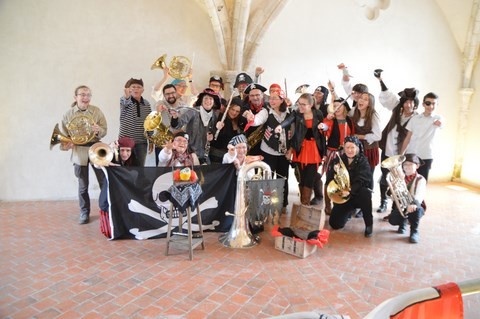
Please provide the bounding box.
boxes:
[1,182,480,318]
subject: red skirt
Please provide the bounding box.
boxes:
[364,147,380,169]
[293,139,321,165]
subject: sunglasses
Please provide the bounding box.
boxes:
[424,101,435,106]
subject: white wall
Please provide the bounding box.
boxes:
[0,0,221,201]
[254,0,471,184]
[0,0,478,201]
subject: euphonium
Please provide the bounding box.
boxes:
[144,111,174,147]
[151,54,191,79]
[219,160,272,248]
[327,153,351,204]
[88,142,114,166]
[50,114,96,150]
[381,155,414,218]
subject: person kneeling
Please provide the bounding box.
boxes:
[388,153,426,244]
[327,136,373,237]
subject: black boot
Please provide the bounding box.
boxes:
[397,219,407,234]
[310,174,323,206]
[377,184,388,213]
[409,220,420,243]
[364,225,373,238]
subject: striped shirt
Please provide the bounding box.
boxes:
[119,96,152,144]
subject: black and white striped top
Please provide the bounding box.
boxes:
[119,96,152,144]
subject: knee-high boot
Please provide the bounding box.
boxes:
[310,174,323,205]
[323,186,331,215]
[300,187,313,205]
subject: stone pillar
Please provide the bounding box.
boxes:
[452,88,474,181]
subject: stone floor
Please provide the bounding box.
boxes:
[1,182,479,318]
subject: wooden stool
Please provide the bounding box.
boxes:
[165,202,205,260]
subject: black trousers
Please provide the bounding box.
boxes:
[329,187,373,229]
[389,207,424,231]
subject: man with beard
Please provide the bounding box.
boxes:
[154,84,188,166]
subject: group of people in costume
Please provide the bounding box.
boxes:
[58,63,442,244]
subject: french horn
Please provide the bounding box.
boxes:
[50,114,96,149]
[144,111,174,147]
[151,54,191,79]
[327,153,351,204]
[88,142,114,166]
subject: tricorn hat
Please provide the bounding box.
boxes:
[398,88,419,100]
[234,72,253,88]
[244,83,267,95]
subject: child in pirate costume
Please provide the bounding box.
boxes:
[158,131,200,167]
[388,153,426,244]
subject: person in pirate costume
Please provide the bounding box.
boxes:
[321,97,355,214]
[241,83,269,156]
[274,93,327,206]
[327,136,374,237]
[351,92,381,183]
[208,75,227,111]
[387,153,426,243]
[210,99,247,163]
[170,88,220,164]
[232,72,253,102]
[376,71,420,213]
[246,90,292,212]
[158,131,200,167]
[337,63,369,111]
[97,137,138,237]
[120,78,152,166]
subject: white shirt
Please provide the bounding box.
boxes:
[405,113,443,159]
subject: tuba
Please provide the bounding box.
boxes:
[50,114,96,150]
[327,153,351,204]
[88,142,114,166]
[381,155,414,218]
[151,54,191,79]
[144,111,174,147]
[219,160,272,248]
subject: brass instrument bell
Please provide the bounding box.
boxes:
[150,54,191,79]
[151,54,167,70]
[88,142,114,166]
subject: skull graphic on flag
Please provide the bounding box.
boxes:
[245,178,285,226]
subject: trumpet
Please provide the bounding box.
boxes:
[151,54,191,79]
